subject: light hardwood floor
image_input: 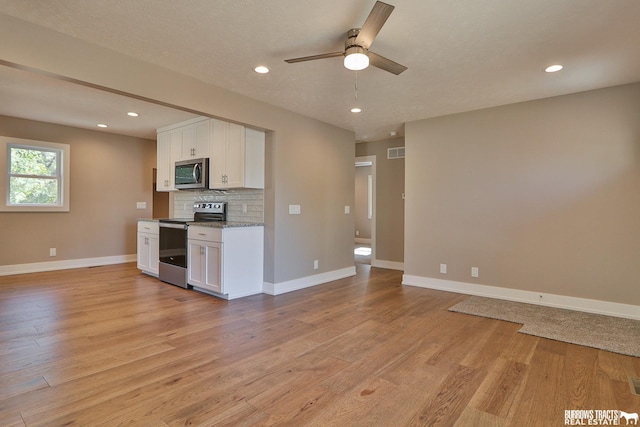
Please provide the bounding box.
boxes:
[1,263,639,426]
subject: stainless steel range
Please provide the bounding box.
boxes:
[158,202,226,288]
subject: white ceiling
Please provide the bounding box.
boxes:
[1,0,639,141]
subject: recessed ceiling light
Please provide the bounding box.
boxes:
[544,64,563,73]
[351,107,362,113]
[254,66,270,74]
[127,112,139,117]
[97,123,108,128]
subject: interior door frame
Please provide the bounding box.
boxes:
[355,155,376,264]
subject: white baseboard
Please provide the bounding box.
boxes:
[355,238,371,244]
[0,255,137,276]
[263,266,356,296]
[402,274,640,321]
[371,259,404,271]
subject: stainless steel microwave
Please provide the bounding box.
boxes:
[175,158,209,190]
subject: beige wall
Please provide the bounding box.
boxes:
[0,15,355,285]
[405,83,640,305]
[0,115,155,265]
[356,138,405,263]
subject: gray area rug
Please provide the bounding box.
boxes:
[449,296,640,358]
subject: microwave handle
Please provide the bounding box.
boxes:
[193,163,200,182]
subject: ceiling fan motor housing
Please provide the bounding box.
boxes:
[345,28,367,53]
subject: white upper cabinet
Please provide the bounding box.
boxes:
[157,117,264,192]
[210,119,264,189]
[181,119,211,159]
[156,117,210,192]
[156,131,174,191]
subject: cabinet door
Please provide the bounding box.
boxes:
[224,123,246,188]
[170,128,183,165]
[137,233,150,271]
[180,125,195,159]
[193,120,210,158]
[137,233,159,275]
[204,242,223,294]
[210,119,228,188]
[147,234,159,275]
[188,241,205,288]
[156,131,173,191]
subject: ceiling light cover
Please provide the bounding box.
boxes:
[127,112,139,117]
[351,107,362,113]
[545,64,563,73]
[254,66,270,74]
[97,123,108,128]
[344,46,369,71]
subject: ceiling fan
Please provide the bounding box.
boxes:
[284,1,407,75]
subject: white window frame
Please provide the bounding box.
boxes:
[1,136,70,212]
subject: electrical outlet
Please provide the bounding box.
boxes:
[289,204,301,215]
[440,264,447,274]
[313,260,319,270]
[344,205,350,214]
[49,248,56,257]
[136,201,146,210]
[356,230,360,236]
[471,267,479,278]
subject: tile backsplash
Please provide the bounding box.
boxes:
[173,188,264,223]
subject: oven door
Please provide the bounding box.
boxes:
[159,222,188,267]
[158,222,189,288]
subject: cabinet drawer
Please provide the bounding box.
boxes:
[138,221,159,234]
[188,226,222,242]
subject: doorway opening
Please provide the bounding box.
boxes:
[354,156,375,265]
[152,168,170,219]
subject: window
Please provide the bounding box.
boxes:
[8,144,62,206]
[1,136,70,212]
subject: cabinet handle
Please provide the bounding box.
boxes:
[198,233,207,236]
[164,179,169,186]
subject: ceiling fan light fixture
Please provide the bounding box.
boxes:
[344,46,369,71]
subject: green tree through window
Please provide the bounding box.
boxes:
[8,144,62,205]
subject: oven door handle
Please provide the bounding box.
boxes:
[159,223,188,229]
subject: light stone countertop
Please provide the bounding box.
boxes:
[188,221,264,228]
[137,219,263,228]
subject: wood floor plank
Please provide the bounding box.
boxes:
[1,263,639,426]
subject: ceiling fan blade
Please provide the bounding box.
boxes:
[284,52,343,64]
[355,1,395,49]
[369,51,407,75]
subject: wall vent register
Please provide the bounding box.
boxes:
[387,147,405,159]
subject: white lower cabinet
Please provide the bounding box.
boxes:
[188,240,223,293]
[137,221,159,276]
[187,225,264,299]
